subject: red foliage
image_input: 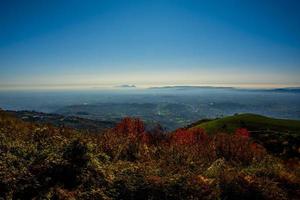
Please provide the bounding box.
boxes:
[171,128,208,145]
[213,131,266,164]
[114,117,145,136]
[102,118,266,164]
[140,132,151,144]
[235,128,250,138]
[113,118,164,145]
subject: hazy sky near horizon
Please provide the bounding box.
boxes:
[0,0,300,89]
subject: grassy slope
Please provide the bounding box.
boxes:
[193,113,300,134]
[192,113,300,158]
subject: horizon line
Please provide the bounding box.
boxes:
[1,83,300,91]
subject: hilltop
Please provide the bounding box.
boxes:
[190,113,300,133]
[0,109,299,199]
[188,114,300,158]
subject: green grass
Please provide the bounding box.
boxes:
[191,114,300,158]
[193,113,300,135]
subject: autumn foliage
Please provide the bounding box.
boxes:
[0,111,299,200]
[235,127,251,138]
[171,128,208,145]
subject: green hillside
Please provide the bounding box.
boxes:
[193,113,300,134]
[191,114,300,158]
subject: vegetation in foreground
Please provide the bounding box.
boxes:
[0,110,299,199]
[191,113,300,159]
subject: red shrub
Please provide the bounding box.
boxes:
[140,132,151,144]
[114,117,145,138]
[235,128,250,138]
[101,117,153,160]
[171,128,207,145]
[213,130,266,165]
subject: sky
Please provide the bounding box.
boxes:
[0,0,300,89]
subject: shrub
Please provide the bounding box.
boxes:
[0,113,298,200]
[213,130,266,165]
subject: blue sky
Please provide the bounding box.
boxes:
[0,0,300,89]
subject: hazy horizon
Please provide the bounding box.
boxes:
[1,83,300,91]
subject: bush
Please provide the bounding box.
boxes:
[0,113,298,200]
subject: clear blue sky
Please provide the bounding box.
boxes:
[0,0,300,89]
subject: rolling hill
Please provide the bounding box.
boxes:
[189,114,300,158]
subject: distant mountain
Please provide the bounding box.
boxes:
[148,86,300,93]
[6,110,116,133]
[269,87,300,93]
[116,84,136,88]
[236,87,300,93]
[148,86,234,90]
